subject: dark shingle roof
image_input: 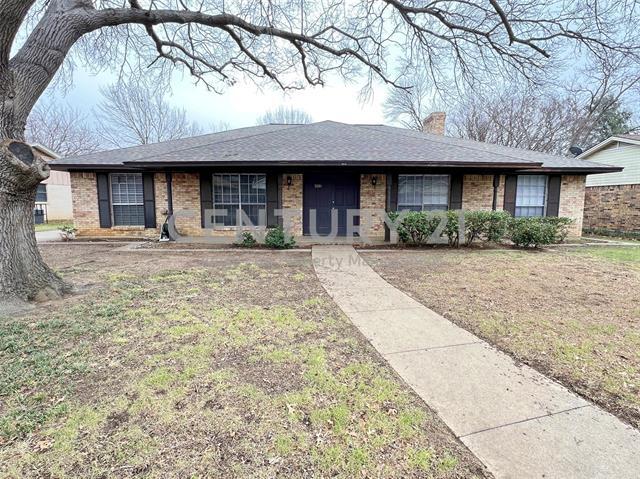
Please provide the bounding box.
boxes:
[51,120,618,173]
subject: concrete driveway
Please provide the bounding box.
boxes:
[312,245,640,479]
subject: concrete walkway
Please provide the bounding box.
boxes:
[35,230,62,242]
[312,245,640,479]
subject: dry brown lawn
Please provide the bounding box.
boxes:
[0,243,489,478]
[361,246,640,429]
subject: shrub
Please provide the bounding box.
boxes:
[464,210,511,246]
[394,210,509,247]
[443,210,461,247]
[543,217,574,243]
[59,225,77,241]
[264,226,296,249]
[508,217,572,248]
[395,211,444,245]
[236,231,257,247]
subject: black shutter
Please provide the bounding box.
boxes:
[449,174,463,210]
[504,175,518,215]
[96,173,112,228]
[387,173,398,211]
[266,173,279,227]
[200,173,213,228]
[385,174,398,242]
[142,173,156,228]
[546,175,561,217]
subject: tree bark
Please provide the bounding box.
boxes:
[0,139,70,306]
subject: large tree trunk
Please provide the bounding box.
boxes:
[0,139,70,310]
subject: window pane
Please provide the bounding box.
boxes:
[398,175,423,210]
[515,175,546,217]
[240,174,266,204]
[36,184,47,203]
[423,175,449,211]
[212,174,266,227]
[214,204,238,227]
[110,173,144,226]
[113,205,145,226]
[111,173,143,205]
[241,204,266,226]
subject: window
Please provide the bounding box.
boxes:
[110,173,144,226]
[213,174,266,226]
[36,184,47,203]
[398,175,449,211]
[515,175,547,217]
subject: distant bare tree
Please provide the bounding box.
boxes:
[96,80,202,148]
[25,101,101,157]
[450,66,638,154]
[449,89,580,153]
[383,68,433,131]
[209,121,231,133]
[257,106,313,125]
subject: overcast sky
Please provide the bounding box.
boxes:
[51,65,389,131]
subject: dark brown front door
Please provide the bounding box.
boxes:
[303,173,360,236]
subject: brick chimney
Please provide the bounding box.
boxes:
[422,112,446,135]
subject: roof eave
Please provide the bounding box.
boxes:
[120,160,544,169]
[517,166,624,174]
[577,136,640,159]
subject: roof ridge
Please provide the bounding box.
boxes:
[123,123,308,164]
[354,124,544,164]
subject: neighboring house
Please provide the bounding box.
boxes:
[33,144,74,222]
[578,135,639,234]
[49,115,619,241]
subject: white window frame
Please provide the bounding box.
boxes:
[109,173,145,226]
[398,174,450,212]
[515,175,548,218]
[212,173,267,227]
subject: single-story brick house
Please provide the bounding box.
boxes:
[50,115,620,241]
[578,134,640,234]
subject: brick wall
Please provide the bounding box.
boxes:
[282,173,303,236]
[170,172,203,236]
[70,172,158,238]
[558,175,586,237]
[584,183,640,233]
[496,175,505,210]
[154,173,168,229]
[462,175,495,210]
[360,174,386,240]
[70,170,588,240]
[70,172,100,235]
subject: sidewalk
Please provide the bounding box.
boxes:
[312,245,640,479]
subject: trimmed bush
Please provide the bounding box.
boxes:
[236,231,257,247]
[463,210,511,246]
[264,226,296,249]
[395,211,443,245]
[543,217,573,243]
[508,216,573,248]
[392,210,572,248]
[393,210,511,247]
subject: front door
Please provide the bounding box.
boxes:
[303,173,360,236]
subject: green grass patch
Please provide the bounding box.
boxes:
[0,256,481,478]
[34,220,72,232]
[579,246,640,264]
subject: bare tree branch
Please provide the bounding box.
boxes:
[257,105,313,125]
[95,77,203,148]
[25,100,102,156]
